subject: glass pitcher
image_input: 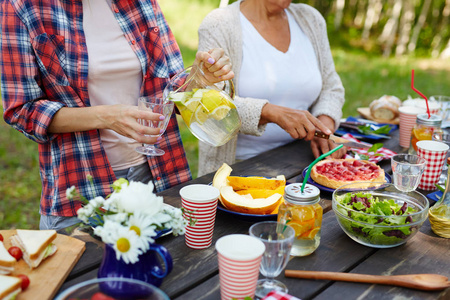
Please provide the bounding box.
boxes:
[163,64,241,147]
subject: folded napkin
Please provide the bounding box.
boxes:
[261,291,302,300]
[427,190,443,202]
[336,116,398,140]
[342,133,397,163]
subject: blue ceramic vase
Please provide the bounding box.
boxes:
[98,242,173,289]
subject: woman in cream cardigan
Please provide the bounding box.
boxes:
[197,0,345,176]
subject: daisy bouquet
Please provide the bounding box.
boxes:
[67,177,189,264]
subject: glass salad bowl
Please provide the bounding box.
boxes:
[55,277,170,300]
[332,182,429,248]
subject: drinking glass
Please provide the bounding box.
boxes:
[135,97,174,156]
[432,132,450,185]
[391,154,426,192]
[249,221,295,299]
[430,95,450,128]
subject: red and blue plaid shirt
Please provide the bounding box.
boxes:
[1,0,192,217]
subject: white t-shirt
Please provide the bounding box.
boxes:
[236,10,322,160]
[82,0,146,170]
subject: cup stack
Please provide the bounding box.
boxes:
[180,184,220,249]
[398,106,427,148]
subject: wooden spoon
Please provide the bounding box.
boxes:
[285,270,450,291]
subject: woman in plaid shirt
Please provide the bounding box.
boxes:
[0,0,234,230]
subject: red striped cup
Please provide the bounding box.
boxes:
[180,184,220,249]
[398,106,427,148]
[417,140,449,190]
[215,234,265,300]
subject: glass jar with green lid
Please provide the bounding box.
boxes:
[277,183,323,256]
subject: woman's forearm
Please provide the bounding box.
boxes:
[48,106,106,133]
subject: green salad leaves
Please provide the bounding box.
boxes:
[335,192,419,245]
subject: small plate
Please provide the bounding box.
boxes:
[217,202,277,222]
[335,116,397,140]
[301,167,392,193]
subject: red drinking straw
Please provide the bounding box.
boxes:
[411,69,430,118]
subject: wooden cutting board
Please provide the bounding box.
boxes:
[0,229,86,300]
[357,107,400,125]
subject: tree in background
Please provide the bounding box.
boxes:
[224,0,450,58]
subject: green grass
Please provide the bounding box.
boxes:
[0,119,41,229]
[1,1,450,229]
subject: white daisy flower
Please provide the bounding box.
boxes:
[128,212,158,251]
[70,178,189,263]
[108,222,143,264]
[94,219,121,245]
[115,181,163,216]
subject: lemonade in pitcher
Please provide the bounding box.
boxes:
[164,65,241,147]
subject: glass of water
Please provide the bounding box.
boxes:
[391,154,426,192]
[249,221,295,299]
[430,95,450,128]
[135,97,174,156]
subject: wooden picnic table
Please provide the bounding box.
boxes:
[58,129,450,300]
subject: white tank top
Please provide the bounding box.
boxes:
[82,0,146,170]
[236,10,322,160]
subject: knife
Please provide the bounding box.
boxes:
[314,131,372,149]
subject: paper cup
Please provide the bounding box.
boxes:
[398,106,427,148]
[180,184,219,249]
[216,234,265,300]
[417,140,449,190]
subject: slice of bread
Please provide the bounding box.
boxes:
[0,275,21,299]
[15,230,56,260]
[0,242,16,268]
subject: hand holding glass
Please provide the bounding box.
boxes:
[135,97,174,156]
[391,154,426,192]
[249,221,295,299]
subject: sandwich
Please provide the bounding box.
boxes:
[0,242,15,275]
[10,229,58,269]
[0,275,21,300]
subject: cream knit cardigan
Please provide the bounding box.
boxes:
[197,1,345,176]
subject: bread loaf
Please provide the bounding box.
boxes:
[369,95,401,121]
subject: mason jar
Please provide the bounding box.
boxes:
[277,183,323,256]
[409,113,443,154]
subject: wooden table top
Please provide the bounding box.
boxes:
[58,130,450,300]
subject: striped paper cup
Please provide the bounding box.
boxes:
[216,234,265,300]
[180,184,220,249]
[185,237,214,249]
[399,106,426,148]
[417,140,449,190]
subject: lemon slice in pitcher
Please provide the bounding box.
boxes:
[211,105,231,121]
[184,97,202,112]
[192,106,209,125]
[179,106,194,126]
